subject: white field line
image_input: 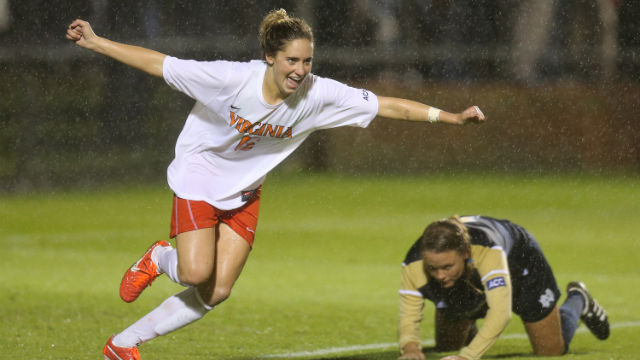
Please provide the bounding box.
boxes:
[261,320,640,359]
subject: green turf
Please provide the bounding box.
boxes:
[1,173,638,359]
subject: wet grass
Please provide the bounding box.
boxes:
[0,173,638,359]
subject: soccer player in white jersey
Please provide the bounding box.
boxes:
[66,9,485,359]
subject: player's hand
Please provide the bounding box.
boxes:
[440,355,466,360]
[66,19,99,50]
[398,351,425,360]
[457,105,485,125]
[398,343,425,360]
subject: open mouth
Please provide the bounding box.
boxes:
[286,76,303,89]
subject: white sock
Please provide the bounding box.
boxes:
[156,246,186,286]
[112,287,213,347]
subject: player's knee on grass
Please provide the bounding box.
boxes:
[529,331,566,355]
[524,307,565,356]
[532,343,564,356]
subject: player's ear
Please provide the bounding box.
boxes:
[265,53,275,66]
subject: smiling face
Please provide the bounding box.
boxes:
[423,250,468,288]
[263,38,313,104]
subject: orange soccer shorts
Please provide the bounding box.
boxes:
[169,190,261,247]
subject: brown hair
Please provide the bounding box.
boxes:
[420,215,471,256]
[258,9,314,57]
[422,216,479,290]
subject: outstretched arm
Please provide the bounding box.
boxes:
[66,19,166,77]
[377,96,485,125]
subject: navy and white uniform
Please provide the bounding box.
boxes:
[399,216,560,360]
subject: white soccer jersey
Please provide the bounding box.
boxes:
[163,57,379,209]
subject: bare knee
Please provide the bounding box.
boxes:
[212,286,232,304]
[529,325,565,356]
[525,306,565,356]
[197,285,233,307]
[178,263,213,286]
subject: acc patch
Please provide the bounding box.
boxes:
[486,277,506,290]
[361,89,369,101]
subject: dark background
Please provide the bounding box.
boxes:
[1,0,639,192]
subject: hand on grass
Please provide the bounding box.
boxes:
[398,343,425,360]
[398,351,425,360]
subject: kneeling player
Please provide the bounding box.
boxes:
[398,215,609,360]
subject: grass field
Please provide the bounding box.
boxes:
[1,173,638,359]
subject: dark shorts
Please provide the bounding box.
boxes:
[506,223,561,323]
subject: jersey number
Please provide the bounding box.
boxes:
[235,135,260,151]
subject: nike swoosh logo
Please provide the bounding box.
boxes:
[230,105,240,110]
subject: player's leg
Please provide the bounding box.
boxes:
[523,305,565,355]
[434,309,477,352]
[106,195,259,357]
[106,225,251,355]
[119,195,217,303]
[196,222,252,306]
[119,239,175,303]
[524,282,609,354]
[108,227,219,352]
[117,224,250,342]
[175,227,217,286]
[508,223,566,355]
[527,282,610,356]
[171,192,259,293]
[194,190,260,306]
[566,281,609,340]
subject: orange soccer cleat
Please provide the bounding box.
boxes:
[119,240,171,303]
[103,335,140,360]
